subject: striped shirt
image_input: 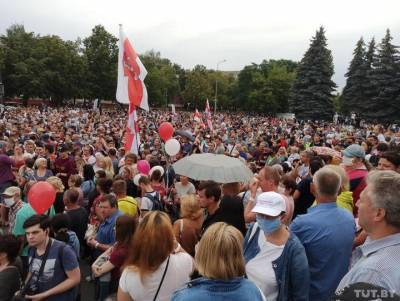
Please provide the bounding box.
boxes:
[337,233,400,294]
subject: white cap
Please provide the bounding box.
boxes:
[251,192,286,217]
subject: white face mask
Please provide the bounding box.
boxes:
[342,156,354,166]
[3,197,15,207]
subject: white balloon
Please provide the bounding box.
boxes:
[133,174,142,186]
[149,165,164,177]
[165,138,181,156]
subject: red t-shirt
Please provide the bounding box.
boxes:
[109,245,129,279]
[347,169,368,217]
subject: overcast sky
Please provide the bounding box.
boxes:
[1,0,400,89]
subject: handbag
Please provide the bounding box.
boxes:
[152,256,170,301]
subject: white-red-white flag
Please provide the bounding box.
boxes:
[194,109,202,122]
[124,104,141,155]
[205,99,213,131]
[116,25,149,111]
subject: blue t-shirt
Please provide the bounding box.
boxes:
[28,239,79,301]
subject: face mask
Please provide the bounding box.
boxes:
[3,197,15,207]
[256,215,281,234]
[342,156,353,166]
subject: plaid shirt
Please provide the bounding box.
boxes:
[337,233,400,294]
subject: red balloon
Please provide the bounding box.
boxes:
[158,122,174,142]
[28,182,57,214]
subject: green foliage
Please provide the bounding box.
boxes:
[289,27,336,120]
[234,60,297,113]
[366,29,400,120]
[83,25,118,101]
[341,37,369,115]
[0,25,86,104]
[140,50,180,108]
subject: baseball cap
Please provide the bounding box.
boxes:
[342,144,365,159]
[1,186,21,197]
[252,191,286,217]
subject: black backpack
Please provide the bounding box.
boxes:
[144,192,165,212]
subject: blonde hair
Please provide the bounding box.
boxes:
[124,211,174,281]
[180,194,203,220]
[103,156,114,176]
[46,176,65,192]
[325,164,350,191]
[195,222,245,280]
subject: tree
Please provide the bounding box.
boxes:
[83,25,118,101]
[366,30,400,120]
[289,27,336,120]
[341,38,369,115]
[234,60,297,113]
[182,65,213,109]
[0,25,37,99]
[140,50,180,108]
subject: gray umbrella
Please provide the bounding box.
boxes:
[172,153,254,183]
[174,130,195,142]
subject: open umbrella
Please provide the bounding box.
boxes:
[172,153,253,183]
[174,130,195,142]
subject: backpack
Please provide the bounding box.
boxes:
[144,192,165,212]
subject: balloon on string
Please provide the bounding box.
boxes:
[28,182,56,214]
[137,160,151,175]
[133,173,143,186]
[165,138,181,156]
[158,122,174,142]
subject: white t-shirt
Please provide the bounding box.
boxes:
[246,225,284,300]
[119,252,193,301]
[174,182,196,199]
[140,192,159,211]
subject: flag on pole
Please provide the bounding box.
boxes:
[124,104,141,155]
[205,99,213,131]
[93,98,99,111]
[194,109,201,122]
[116,25,149,111]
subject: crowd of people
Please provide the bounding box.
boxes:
[0,104,400,301]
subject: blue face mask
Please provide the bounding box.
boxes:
[256,215,281,234]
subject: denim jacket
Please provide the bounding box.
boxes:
[172,277,265,301]
[243,223,310,301]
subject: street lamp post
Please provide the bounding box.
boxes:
[214,59,226,114]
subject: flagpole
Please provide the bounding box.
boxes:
[214,59,226,114]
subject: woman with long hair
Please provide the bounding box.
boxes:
[92,215,138,301]
[172,222,265,301]
[103,156,115,180]
[118,211,193,301]
[172,194,203,257]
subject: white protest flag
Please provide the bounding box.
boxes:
[205,99,213,131]
[116,25,149,111]
[124,104,141,155]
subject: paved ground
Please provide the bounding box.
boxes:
[80,259,96,300]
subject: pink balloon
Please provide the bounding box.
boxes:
[158,122,174,142]
[28,182,56,214]
[137,160,151,175]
